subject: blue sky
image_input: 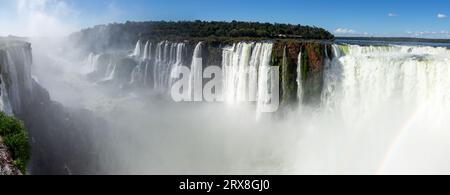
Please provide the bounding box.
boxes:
[0,0,449,38]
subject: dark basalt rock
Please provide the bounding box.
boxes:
[23,78,106,175]
[113,58,138,83]
[273,40,330,107]
[302,42,326,105]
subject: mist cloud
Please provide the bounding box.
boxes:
[0,0,123,37]
[10,0,77,37]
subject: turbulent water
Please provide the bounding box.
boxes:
[320,45,450,174]
[23,38,450,174]
[323,45,450,120]
[222,42,274,111]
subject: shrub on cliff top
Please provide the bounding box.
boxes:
[0,112,30,173]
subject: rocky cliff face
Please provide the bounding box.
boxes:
[0,136,21,175]
[272,40,331,107]
[1,38,103,175]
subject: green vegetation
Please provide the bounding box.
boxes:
[271,40,329,107]
[0,112,30,173]
[272,40,301,106]
[300,47,309,85]
[70,20,334,52]
[86,20,333,40]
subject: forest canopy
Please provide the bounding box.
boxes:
[69,20,334,52]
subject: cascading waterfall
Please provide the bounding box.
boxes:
[0,75,12,115]
[84,52,118,83]
[321,44,343,111]
[297,50,303,107]
[130,62,146,85]
[169,43,186,88]
[256,43,275,114]
[103,63,117,81]
[130,41,186,88]
[142,41,152,61]
[83,53,100,74]
[20,33,450,174]
[132,40,143,58]
[222,42,273,106]
[248,43,262,102]
[3,46,34,114]
[189,42,203,101]
[131,39,152,86]
[153,41,187,93]
[311,44,450,173]
[223,42,253,103]
[0,43,34,115]
[103,40,450,128]
[90,40,188,90]
[322,45,450,122]
[108,40,278,105]
[153,41,167,91]
[5,51,21,113]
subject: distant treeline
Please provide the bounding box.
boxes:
[337,36,450,44]
[69,21,334,52]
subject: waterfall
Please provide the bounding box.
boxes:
[142,41,152,61]
[132,40,143,58]
[323,44,450,122]
[153,41,187,93]
[84,52,101,74]
[248,43,262,102]
[222,42,254,103]
[4,47,33,114]
[222,42,274,109]
[0,75,12,116]
[297,50,303,107]
[236,43,253,102]
[256,43,275,114]
[309,44,450,173]
[189,42,203,101]
[130,62,145,85]
[169,43,186,88]
[153,41,165,91]
[321,44,343,111]
[103,63,117,81]
[0,43,34,115]
[5,50,21,113]
[130,40,154,86]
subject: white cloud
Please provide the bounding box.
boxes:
[334,28,373,37]
[388,13,397,17]
[437,13,447,19]
[334,28,356,34]
[12,0,79,37]
[1,0,122,37]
